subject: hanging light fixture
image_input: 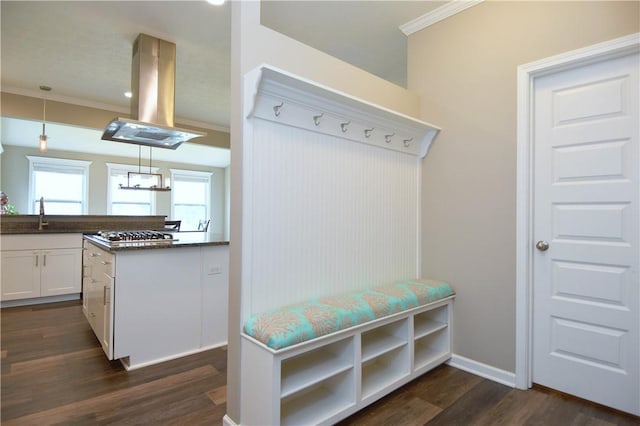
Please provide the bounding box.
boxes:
[39,85,51,152]
[119,145,171,192]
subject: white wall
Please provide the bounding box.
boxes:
[227,1,426,422]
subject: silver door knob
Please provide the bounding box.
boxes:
[536,240,550,251]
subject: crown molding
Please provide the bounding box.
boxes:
[400,0,484,36]
[2,85,130,114]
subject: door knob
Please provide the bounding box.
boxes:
[536,240,550,251]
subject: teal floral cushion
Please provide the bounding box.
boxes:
[243,279,454,350]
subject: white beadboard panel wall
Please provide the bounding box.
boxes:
[241,65,441,318]
[247,119,420,315]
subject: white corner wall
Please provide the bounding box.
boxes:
[228,2,428,423]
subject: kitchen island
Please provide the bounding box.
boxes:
[83,233,229,369]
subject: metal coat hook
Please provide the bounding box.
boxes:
[340,121,351,133]
[273,102,284,117]
[364,128,374,138]
[403,138,414,148]
[313,113,324,126]
[385,133,395,143]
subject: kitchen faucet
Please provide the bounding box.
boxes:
[38,196,48,230]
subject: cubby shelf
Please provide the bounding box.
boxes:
[240,298,453,426]
[281,371,355,426]
[362,346,410,399]
[281,346,354,398]
[414,319,447,340]
[361,319,409,362]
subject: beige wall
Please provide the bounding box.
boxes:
[2,92,231,150]
[408,1,639,372]
[1,145,226,236]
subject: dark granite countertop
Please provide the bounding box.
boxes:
[83,232,229,252]
[0,215,166,234]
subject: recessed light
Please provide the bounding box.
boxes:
[206,0,225,5]
[124,91,132,98]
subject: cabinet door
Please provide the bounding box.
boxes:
[100,276,115,359]
[40,249,82,296]
[84,276,96,330]
[82,242,91,317]
[1,251,40,301]
[87,270,105,344]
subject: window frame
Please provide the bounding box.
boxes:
[27,155,92,214]
[170,169,212,231]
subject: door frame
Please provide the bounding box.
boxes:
[514,33,640,390]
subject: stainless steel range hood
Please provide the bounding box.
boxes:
[102,34,205,149]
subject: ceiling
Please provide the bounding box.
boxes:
[1,1,448,167]
[1,1,445,132]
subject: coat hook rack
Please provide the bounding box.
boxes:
[273,102,284,117]
[403,138,414,148]
[364,128,374,138]
[313,113,324,126]
[340,121,351,133]
[385,133,395,143]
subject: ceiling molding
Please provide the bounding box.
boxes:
[2,86,129,115]
[399,0,484,36]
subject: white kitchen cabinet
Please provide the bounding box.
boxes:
[82,239,229,369]
[82,240,114,359]
[1,234,82,302]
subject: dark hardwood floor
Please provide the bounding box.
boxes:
[2,300,638,425]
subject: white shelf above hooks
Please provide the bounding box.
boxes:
[246,65,441,158]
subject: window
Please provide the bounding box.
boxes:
[27,156,91,214]
[171,169,212,231]
[106,163,157,215]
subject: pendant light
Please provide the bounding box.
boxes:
[39,85,51,152]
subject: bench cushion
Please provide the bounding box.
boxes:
[243,279,454,350]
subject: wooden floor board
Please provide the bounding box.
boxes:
[2,300,638,425]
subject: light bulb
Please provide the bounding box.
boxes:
[39,134,48,152]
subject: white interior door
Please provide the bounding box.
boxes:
[532,51,639,415]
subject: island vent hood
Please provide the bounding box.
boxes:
[101,33,205,149]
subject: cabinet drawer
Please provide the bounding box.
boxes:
[85,244,115,278]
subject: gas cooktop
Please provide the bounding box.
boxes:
[93,230,174,246]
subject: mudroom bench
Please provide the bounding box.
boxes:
[240,279,455,425]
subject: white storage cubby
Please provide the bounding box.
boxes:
[280,337,354,398]
[281,369,355,426]
[361,318,410,400]
[240,297,453,425]
[413,304,451,373]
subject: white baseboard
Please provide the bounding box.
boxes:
[447,353,516,388]
[120,342,228,371]
[223,414,239,426]
[1,293,80,308]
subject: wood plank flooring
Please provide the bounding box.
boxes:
[2,300,638,425]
